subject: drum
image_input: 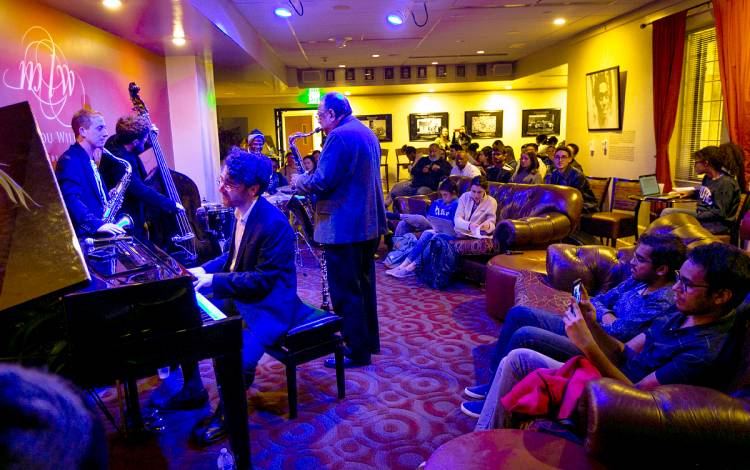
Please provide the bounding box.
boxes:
[195,203,233,253]
[266,192,292,211]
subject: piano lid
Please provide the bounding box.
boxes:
[0,101,89,311]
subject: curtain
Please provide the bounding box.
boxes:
[714,0,750,189]
[652,11,687,193]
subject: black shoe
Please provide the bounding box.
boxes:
[324,357,371,369]
[191,407,227,447]
[152,388,208,411]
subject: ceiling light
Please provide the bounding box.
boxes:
[338,64,346,68]
[372,54,380,58]
[102,0,122,9]
[387,13,404,25]
[504,85,513,90]
[275,7,293,17]
[428,88,435,93]
[172,36,186,46]
[476,50,485,54]
[431,61,438,65]
[344,91,351,96]
[553,18,566,25]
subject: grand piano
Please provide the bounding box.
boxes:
[0,102,250,469]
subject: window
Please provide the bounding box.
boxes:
[675,28,724,183]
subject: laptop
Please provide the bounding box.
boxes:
[426,216,458,236]
[638,174,679,200]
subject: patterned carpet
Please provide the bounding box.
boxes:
[101,251,500,469]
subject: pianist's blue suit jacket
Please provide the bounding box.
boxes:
[201,196,314,349]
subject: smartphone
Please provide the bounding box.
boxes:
[572,279,583,303]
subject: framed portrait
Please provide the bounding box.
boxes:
[417,65,427,79]
[465,110,503,139]
[384,67,394,80]
[357,114,392,142]
[408,112,449,141]
[586,66,621,131]
[325,69,335,82]
[436,64,447,78]
[476,64,487,77]
[400,66,411,79]
[456,65,466,78]
[364,68,374,81]
[345,68,355,81]
[521,108,562,137]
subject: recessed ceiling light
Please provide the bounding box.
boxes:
[428,88,435,93]
[553,18,566,25]
[102,0,122,9]
[504,85,513,90]
[476,50,485,54]
[344,91,351,96]
[172,36,186,46]
[431,61,439,65]
[275,7,293,17]
[387,13,404,25]
[372,54,380,58]
[338,64,346,68]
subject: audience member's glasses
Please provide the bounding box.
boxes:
[216,176,242,190]
[553,154,570,160]
[674,271,710,293]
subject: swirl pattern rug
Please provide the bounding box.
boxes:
[101,254,499,469]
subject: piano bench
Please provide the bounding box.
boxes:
[266,312,345,419]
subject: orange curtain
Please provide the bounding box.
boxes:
[714,0,750,189]
[652,11,686,193]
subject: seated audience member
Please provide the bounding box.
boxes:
[302,154,317,174]
[311,149,321,160]
[461,233,685,415]
[477,146,493,172]
[467,142,481,165]
[492,139,504,154]
[281,151,298,180]
[510,148,543,185]
[545,146,599,213]
[719,142,748,192]
[387,145,449,206]
[268,157,288,194]
[434,126,451,152]
[451,151,482,178]
[503,146,518,171]
[386,178,459,278]
[447,143,462,166]
[487,149,513,183]
[535,134,547,149]
[473,242,750,429]
[454,175,497,238]
[452,126,471,150]
[662,145,743,235]
[566,142,584,174]
[0,364,108,469]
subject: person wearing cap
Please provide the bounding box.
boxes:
[246,129,266,155]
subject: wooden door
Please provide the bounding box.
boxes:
[284,115,314,156]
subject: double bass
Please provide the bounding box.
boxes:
[128,82,212,265]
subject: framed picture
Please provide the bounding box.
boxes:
[357,114,392,142]
[465,110,503,138]
[436,64,447,78]
[417,65,427,79]
[384,67,394,80]
[325,69,335,82]
[456,65,466,78]
[476,64,487,77]
[345,68,355,81]
[521,108,562,137]
[586,66,621,131]
[408,112,449,141]
[364,68,374,81]
[400,66,411,79]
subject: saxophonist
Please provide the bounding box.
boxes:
[101,115,182,241]
[55,109,126,237]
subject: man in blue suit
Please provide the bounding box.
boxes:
[55,109,126,237]
[188,149,316,445]
[292,92,387,368]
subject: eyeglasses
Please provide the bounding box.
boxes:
[553,154,570,160]
[216,176,242,191]
[674,271,710,293]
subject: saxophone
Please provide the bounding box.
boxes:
[288,128,332,312]
[101,148,134,230]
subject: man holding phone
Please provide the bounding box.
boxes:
[461,233,686,417]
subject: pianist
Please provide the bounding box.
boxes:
[186,148,317,446]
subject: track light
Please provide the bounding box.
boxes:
[275,7,292,17]
[387,13,404,25]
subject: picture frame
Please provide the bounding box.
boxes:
[465,110,503,139]
[400,66,411,79]
[586,66,621,131]
[408,112,449,141]
[357,114,392,142]
[325,69,335,82]
[345,68,355,81]
[417,65,427,79]
[364,68,374,81]
[456,65,466,78]
[521,108,561,137]
[436,64,447,78]
[384,67,394,80]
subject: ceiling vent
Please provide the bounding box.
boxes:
[492,63,513,78]
[300,69,322,83]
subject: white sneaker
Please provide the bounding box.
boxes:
[391,267,415,278]
[385,267,403,277]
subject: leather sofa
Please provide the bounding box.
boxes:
[485,213,717,320]
[393,176,583,282]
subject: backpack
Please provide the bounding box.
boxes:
[417,234,459,290]
[384,233,418,267]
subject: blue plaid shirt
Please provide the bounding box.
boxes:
[591,277,675,341]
